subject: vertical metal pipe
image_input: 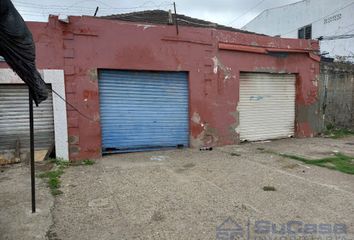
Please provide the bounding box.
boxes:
[173,2,179,35]
[29,91,36,213]
[94,6,99,16]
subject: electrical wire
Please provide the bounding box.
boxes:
[280,1,354,36]
[321,22,354,38]
[14,1,173,20]
[319,24,354,41]
[50,89,98,122]
[343,27,354,34]
[13,1,172,122]
[228,0,267,26]
[320,33,354,40]
[13,0,172,11]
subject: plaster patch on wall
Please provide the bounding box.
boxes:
[93,113,100,122]
[212,56,233,82]
[177,64,182,71]
[88,69,98,82]
[296,103,321,136]
[267,41,277,48]
[212,56,218,74]
[229,110,240,143]
[312,75,319,87]
[137,24,156,30]
[191,123,219,147]
[191,112,201,124]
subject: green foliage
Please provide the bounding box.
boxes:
[82,159,95,165]
[49,158,70,168]
[38,169,63,179]
[39,158,69,196]
[38,158,95,196]
[280,152,354,175]
[324,126,354,139]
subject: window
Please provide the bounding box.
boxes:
[0,56,5,62]
[298,24,312,39]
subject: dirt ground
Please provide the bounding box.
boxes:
[1,136,354,240]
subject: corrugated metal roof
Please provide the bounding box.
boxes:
[101,10,261,35]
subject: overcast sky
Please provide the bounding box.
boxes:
[13,0,300,28]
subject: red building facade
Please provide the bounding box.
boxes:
[1,13,321,161]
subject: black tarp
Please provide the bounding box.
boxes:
[0,0,48,105]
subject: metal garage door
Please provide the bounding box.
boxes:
[99,70,189,153]
[238,73,295,141]
[0,84,54,151]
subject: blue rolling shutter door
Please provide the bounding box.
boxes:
[99,70,189,153]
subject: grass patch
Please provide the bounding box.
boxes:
[38,169,63,179]
[82,159,95,165]
[280,152,354,175]
[38,158,95,195]
[324,125,354,139]
[38,158,69,196]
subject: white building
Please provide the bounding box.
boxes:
[242,0,354,61]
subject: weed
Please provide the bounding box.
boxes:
[48,176,60,189]
[82,159,95,165]
[280,152,354,175]
[38,169,63,179]
[51,189,63,196]
[39,158,95,196]
[49,158,70,168]
[38,158,69,196]
[324,126,354,139]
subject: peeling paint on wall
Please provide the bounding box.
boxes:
[137,24,156,30]
[312,75,319,87]
[191,112,201,124]
[191,123,219,147]
[229,110,240,143]
[296,103,321,136]
[212,56,233,82]
[88,69,98,82]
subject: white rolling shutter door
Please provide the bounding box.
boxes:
[0,84,54,151]
[238,73,295,141]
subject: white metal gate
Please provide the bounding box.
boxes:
[238,73,296,141]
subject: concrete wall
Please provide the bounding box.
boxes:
[242,0,354,60]
[0,16,321,161]
[319,62,354,129]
